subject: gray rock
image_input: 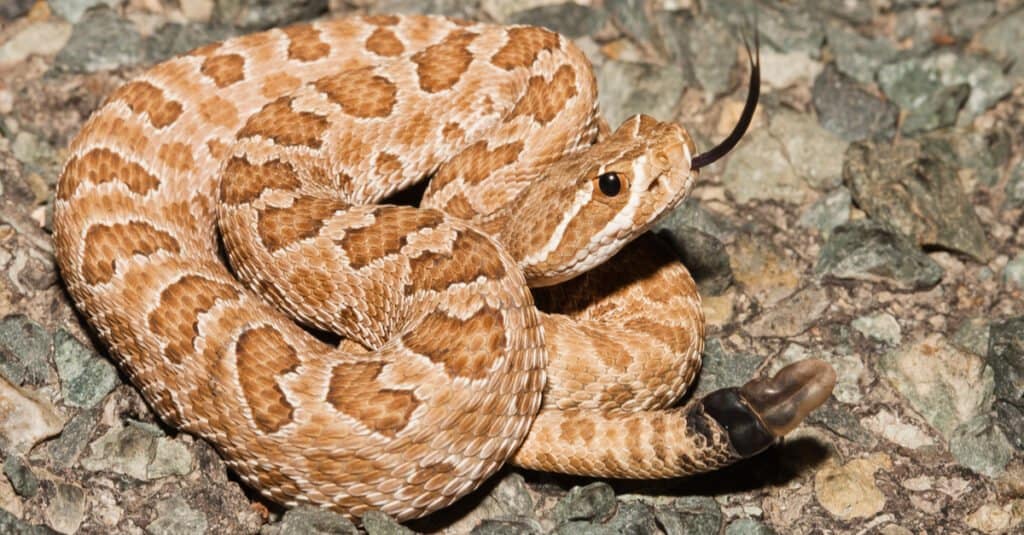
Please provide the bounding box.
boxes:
[769,110,849,190]
[691,338,762,398]
[746,285,831,339]
[551,482,616,525]
[1006,254,1024,290]
[826,22,899,85]
[212,0,327,30]
[53,6,144,73]
[0,377,66,454]
[605,0,653,42]
[597,60,687,129]
[53,329,118,409]
[376,0,477,19]
[949,1,996,40]
[903,83,970,135]
[11,130,60,177]
[146,495,208,535]
[851,313,902,347]
[44,482,85,535]
[726,518,776,535]
[3,456,39,497]
[470,517,543,535]
[0,508,58,535]
[974,7,1024,78]
[1008,160,1024,207]
[260,505,357,535]
[949,414,1013,477]
[921,127,1012,189]
[995,400,1024,450]
[892,6,948,54]
[815,220,942,291]
[49,0,122,23]
[553,521,616,535]
[843,139,994,262]
[145,22,237,63]
[705,0,822,55]
[507,3,608,38]
[987,317,1024,405]
[81,421,194,480]
[689,16,738,96]
[653,496,721,535]
[721,129,811,204]
[605,501,658,534]
[812,66,898,142]
[798,188,851,237]
[43,409,99,468]
[0,314,52,387]
[952,317,990,357]
[361,510,413,535]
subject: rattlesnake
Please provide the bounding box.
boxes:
[52,14,836,521]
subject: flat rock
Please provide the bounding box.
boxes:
[260,505,357,535]
[49,0,122,23]
[728,234,801,306]
[722,128,812,204]
[965,499,1024,534]
[814,453,890,521]
[690,338,762,398]
[653,496,721,535]
[949,414,1013,477]
[769,110,849,190]
[597,60,686,129]
[843,139,994,262]
[745,285,830,338]
[211,0,327,30]
[550,482,616,525]
[53,6,144,72]
[987,317,1024,405]
[879,334,994,439]
[725,518,776,535]
[145,495,207,535]
[861,409,935,449]
[851,312,902,346]
[505,3,608,38]
[0,376,65,454]
[798,188,851,237]
[44,482,85,535]
[814,220,943,291]
[812,66,898,142]
[80,421,194,481]
[826,21,898,85]
[0,314,53,387]
[973,7,1024,78]
[52,330,118,409]
[0,21,73,67]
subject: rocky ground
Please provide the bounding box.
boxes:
[1,0,1022,533]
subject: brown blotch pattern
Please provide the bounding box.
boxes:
[238,97,328,148]
[403,307,505,380]
[108,81,183,129]
[221,157,302,205]
[148,274,238,364]
[441,121,465,142]
[282,24,331,62]
[374,151,402,176]
[157,142,194,171]
[366,27,404,56]
[314,68,397,118]
[442,192,476,220]
[407,230,507,293]
[491,26,560,70]
[438,140,524,185]
[260,72,302,100]
[412,30,477,93]
[235,326,301,433]
[197,95,239,129]
[60,148,161,200]
[509,65,577,125]
[82,221,180,285]
[257,195,346,252]
[339,207,444,269]
[327,361,418,437]
[201,53,245,87]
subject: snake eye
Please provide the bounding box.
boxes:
[598,172,621,196]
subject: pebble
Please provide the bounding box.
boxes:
[690,338,762,398]
[987,317,1024,405]
[0,314,53,387]
[441,471,537,534]
[728,234,801,306]
[0,21,73,67]
[770,110,848,190]
[843,139,993,262]
[653,496,721,535]
[1004,254,1024,290]
[604,501,658,534]
[949,1,995,40]
[814,220,943,291]
[212,0,327,30]
[814,453,890,521]
[851,312,902,346]
[745,285,830,339]
[260,505,357,535]
[604,0,652,43]
[725,518,776,535]
[80,421,194,480]
[144,22,237,63]
[53,6,145,72]
[145,495,208,535]
[861,409,935,449]
[996,400,1024,451]
[505,2,608,38]
[3,456,39,498]
[550,482,616,525]
[654,224,732,296]
[687,16,738,96]
[798,187,851,237]
[812,66,898,141]
[0,376,65,454]
[965,499,1024,534]
[596,60,686,128]
[362,509,413,535]
[879,334,994,439]
[721,128,812,204]
[825,21,897,85]
[949,414,1014,477]
[48,0,121,24]
[1009,160,1024,207]
[52,329,118,409]
[44,482,85,534]
[758,48,822,89]
[974,6,1024,78]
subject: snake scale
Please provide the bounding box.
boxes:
[52,14,836,521]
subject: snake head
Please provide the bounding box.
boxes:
[499,114,699,286]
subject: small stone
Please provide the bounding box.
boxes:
[145,495,207,535]
[949,414,1014,477]
[1009,160,1024,207]
[81,421,194,480]
[44,409,99,468]
[605,0,652,42]
[843,139,993,261]
[826,22,898,85]
[995,400,1024,451]
[949,1,996,40]
[688,16,738,96]
[758,48,822,89]
[902,83,970,135]
[361,510,413,535]
[965,499,1024,534]
[551,482,616,525]
[798,188,851,237]
[0,376,65,454]
[54,6,144,73]
[814,453,890,520]
[470,518,542,535]
[179,0,214,22]
[952,317,990,357]
[691,339,762,398]
[0,507,55,534]
[769,110,849,191]
[0,314,53,387]
[812,66,898,142]
[48,0,121,23]
[552,521,615,535]
[44,483,85,535]
[506,3,608,38]
[654,496,721,535]
[3,456,39,498]
[725,518,776,535]
[597,60,687,129]
[987,317,1024,405]
[212,0,327,30]
[605,501,657,534]
[439,471,537,534]
[861,409,935,449]
[880,334,994,439]
[722,129,812,204]
[1005,254,1024,290]
[0,21,73,67]
[145,22,237,63]
[974,7,1024,78]
[746,285,830,339]
[816,220,942,291]
[53,330,118,409]
[728,234,801,306]
[852,313,902,346]
[260,505,357,535]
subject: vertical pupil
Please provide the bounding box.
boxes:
[599,173,621,196]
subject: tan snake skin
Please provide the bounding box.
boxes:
[52,15,836,521]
